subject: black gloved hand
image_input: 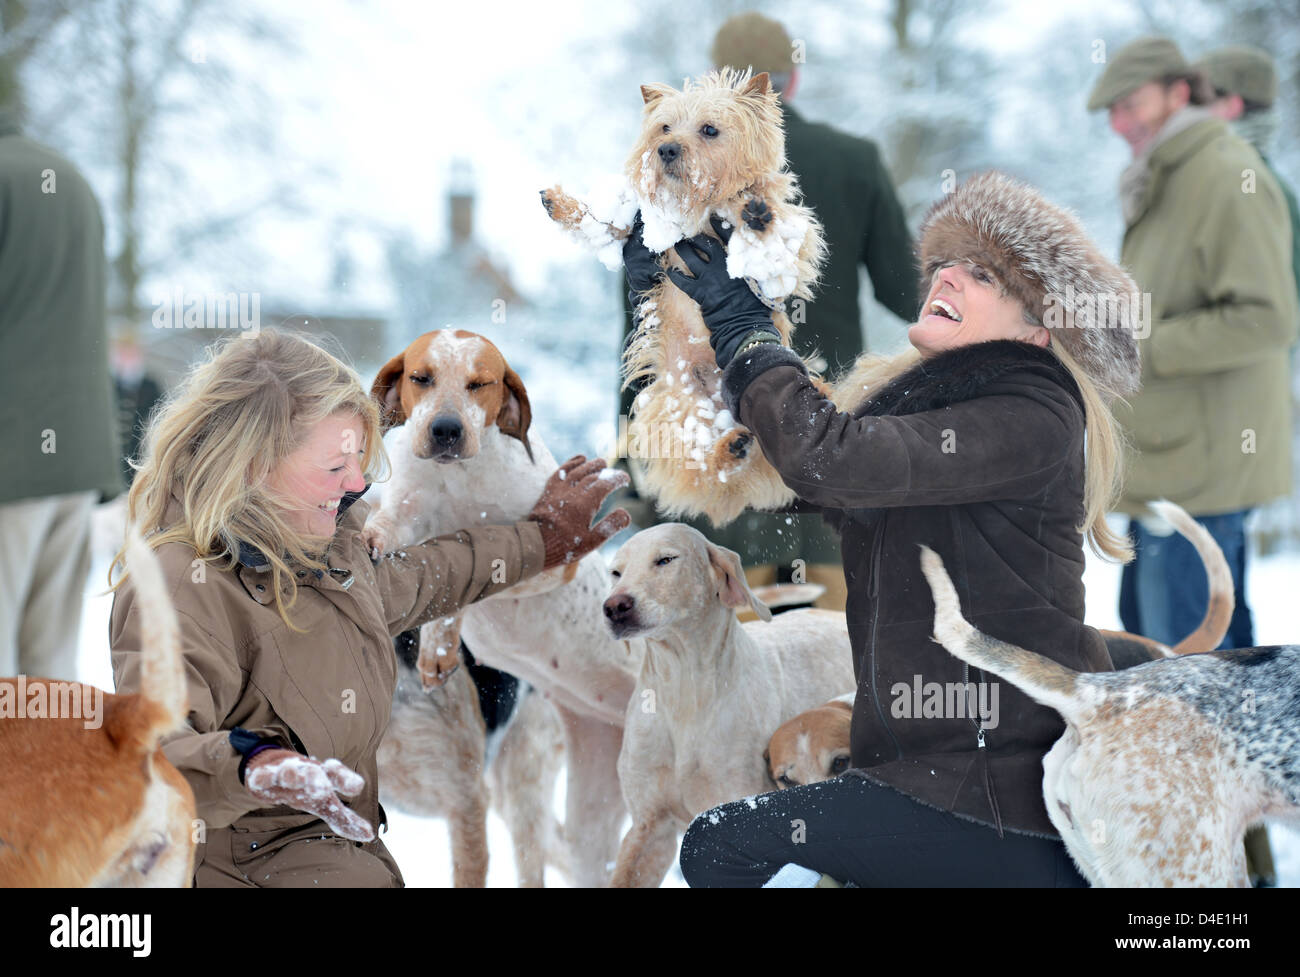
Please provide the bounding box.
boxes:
[622,214,664,312]
[666,215,779,369]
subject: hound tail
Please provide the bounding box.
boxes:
[918,545,1089,724]
[1147,500,1234,655]
[120,525,188,744]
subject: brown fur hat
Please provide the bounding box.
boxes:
[918,172,1142,400]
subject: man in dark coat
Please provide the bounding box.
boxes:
[617,12,917,611]
[0,100,122,680]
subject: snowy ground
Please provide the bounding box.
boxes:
[80,507,1297,887]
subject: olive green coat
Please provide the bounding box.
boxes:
[1113,118,1298,516]
[0,113,122,505]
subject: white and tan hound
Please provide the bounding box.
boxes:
[602,523,854,887]
[365,329,638,888]
[765,500,1235,790]
[0,527,196,887]
[919,515,1299,888]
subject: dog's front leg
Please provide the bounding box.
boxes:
[610,814,680,888]
[554,705,627,887]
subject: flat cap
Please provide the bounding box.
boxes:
[1195,45,1277,107]
[1087,36,1188,111]
[711,12,793,74]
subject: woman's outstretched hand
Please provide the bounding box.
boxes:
[244,749,376,843]
[529,455,631,568]
[667,215,780,369]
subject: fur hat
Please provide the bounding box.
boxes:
[918,172,1142,400]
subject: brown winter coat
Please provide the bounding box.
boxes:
[723,338,1113,838]
[111,487,544,886]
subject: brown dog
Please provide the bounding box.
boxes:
[0,527,196,887]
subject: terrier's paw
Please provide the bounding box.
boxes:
[742,198,774,232]
[706,430,755,475]
[539,185,585,229]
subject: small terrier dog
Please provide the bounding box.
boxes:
[541,68,827,525]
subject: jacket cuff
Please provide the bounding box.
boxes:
[721,343,807,419]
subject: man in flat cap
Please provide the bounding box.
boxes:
[1092,37,1297,887]
[1197,44,1300,299]
[619,12,918,613]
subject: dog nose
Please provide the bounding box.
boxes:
[430,414,463,447]
[603,593,635,622]
[657,142,681,165]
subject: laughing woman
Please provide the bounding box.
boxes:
[632,172,1142,887]
[108,331,628,887]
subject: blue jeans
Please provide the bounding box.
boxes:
[1119,510,1255,650]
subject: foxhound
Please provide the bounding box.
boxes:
[0,527,196,887]
[920,527,1299,888]
[602,523,854,887]
[764,500,1235,790]
[365,329,638,888]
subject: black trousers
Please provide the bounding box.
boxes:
[679,775,1090,888]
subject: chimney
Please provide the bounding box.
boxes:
[449,157,474,247]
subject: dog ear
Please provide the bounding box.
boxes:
[707,542,771,621]
[497,365,534,462]
[640,83,675,108]
[742,72,771,98]
[371,353,408,433]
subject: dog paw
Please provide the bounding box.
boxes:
[742,198,774,232]
[360,524,388,562]
[727,431,753,459]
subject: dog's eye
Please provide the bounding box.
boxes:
[655,555,676,566]
[700,123,718,138]
[661,123,670,134]
[410,374,432,386]
[830,755,850,775]
[467,380,493,391]
[610,569,621,579]
[778,774,798,788]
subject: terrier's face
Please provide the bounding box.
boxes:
[625,69,785,225]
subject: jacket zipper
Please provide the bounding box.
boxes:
[966,660,1004,838]
[866,518,902,760]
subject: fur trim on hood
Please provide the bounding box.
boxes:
[918,171,1142,400]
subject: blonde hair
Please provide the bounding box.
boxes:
[109,329,389,629]
[832,338,1133,563]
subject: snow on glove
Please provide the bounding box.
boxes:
[244,749,376,843]
[666,214,779,369]
[528,455,631,568]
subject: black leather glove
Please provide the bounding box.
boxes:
[622,214,664,312]
[665,215,779,369]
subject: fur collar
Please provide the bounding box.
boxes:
[854,339,1083,419]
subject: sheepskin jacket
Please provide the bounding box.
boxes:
[723,338,1114,839]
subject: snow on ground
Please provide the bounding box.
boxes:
[81,506,1297,887]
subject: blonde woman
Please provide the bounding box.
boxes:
[109,330,628,887]
[628,172,1142,887]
